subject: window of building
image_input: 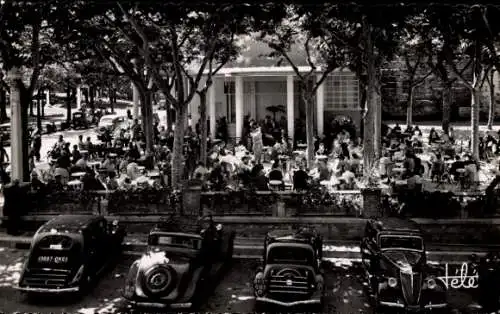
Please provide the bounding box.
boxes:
[324,71,360,111]
[224,81,236,123]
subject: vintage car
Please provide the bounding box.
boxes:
[122,215,235,310]
[16,214,126,294]
[361,218,447,312]
[253,228,324,310]
[71,112,89,129]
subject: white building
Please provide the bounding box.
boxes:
[183,39,362,141]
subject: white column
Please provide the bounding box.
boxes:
[8,68,23,182]
[249,81,256,119]
[76,85,82,110]
[209,81,216,139]
[316,74,325,137]
[235,76,244,140]
[132,82,139,119]
[45,89,50,106]
[286,75,295,142]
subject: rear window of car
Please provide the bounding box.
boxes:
[148,234,201,250]
[379,235,423,251]
[267,246,314,265]
[37,235,75,250]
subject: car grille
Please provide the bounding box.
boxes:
[400,271,422,305]
[268,271,312,300]
[22,268,72,288]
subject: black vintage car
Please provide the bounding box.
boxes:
[361,218,447,312]
[253,228,325,310]
[122,215,235,310]
[71,112,89,129]
[16,215,126,294]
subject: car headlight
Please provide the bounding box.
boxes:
[426,277,437,289]
[388,277,398,288]
[254,272,266,296]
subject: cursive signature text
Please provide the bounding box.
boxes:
[436,263,478,289]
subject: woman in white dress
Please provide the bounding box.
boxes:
[251,124,263,164]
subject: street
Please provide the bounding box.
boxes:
[0,247,487,314]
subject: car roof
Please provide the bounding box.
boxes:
[266,228,319,244]
[38,214,104,233]
[370,218,421,234]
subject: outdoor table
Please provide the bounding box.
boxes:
[71,172,86,179]
[394,179,407,185]
[88,161,101,169]
[269,180,283,189]
[297,144,307,149]
[67,180,83,190]
[109,153,118,158]
[316,155,328,160]
[445,160,455,165]
[137,166,146,172]
[456,168,466,174]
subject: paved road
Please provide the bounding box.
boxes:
[0,247,490,314]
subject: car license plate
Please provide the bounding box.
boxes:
[37,256,68,264]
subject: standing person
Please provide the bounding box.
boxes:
[0,139,8,172]
[251,124,263,164]
[32,130,42,162]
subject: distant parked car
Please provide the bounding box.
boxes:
[16,215,126,295]
[122,215,235,310]
[253,228,325,311]
[361,218,447,312]
[71,112,89,130]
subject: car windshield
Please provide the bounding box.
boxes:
[379,235,423,251]
[267,245,314,264]
[148,234,201,250]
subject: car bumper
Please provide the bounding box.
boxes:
[256,296,322,307]
[379,301,448,310]
[15,285,79,293]
[125,299,192,309]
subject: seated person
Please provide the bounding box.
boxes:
[74,152,89,170]
[340,165,356,189]
[106,171,119,190]
[54,166,70,185]
[318,160,331,181]
[252,164,269,191]
[71,145,81,165]
[293,164,309,191]
[431,153,445,181]
[30,171,46,193]
[268,161,284,182]
[126,159,140,181]
[47,174,65,192]
[101,154,117,173]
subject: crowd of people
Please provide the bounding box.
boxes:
[0,105,491,196]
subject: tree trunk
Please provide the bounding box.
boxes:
[0,89,7,123]
[374,85,382,159]
[441,83,452,134]
[89,86,95,113]
[487,69,495,130]
[406,85,414,126]
[198,90,208,165]
[84,87,89,107]
[19,85,31,182]
[112,89,116,114]
[471,88,480,160]
[29,97,34,116]
[140,90,154,153]
[303,92,315,168]
[362,17,377,177]
[66,81,71,123]
[36,90,42,131]
[171,104,187,189]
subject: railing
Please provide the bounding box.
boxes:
[200,188,363,217]
[16,188,182,216]
[383,190,495,219]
